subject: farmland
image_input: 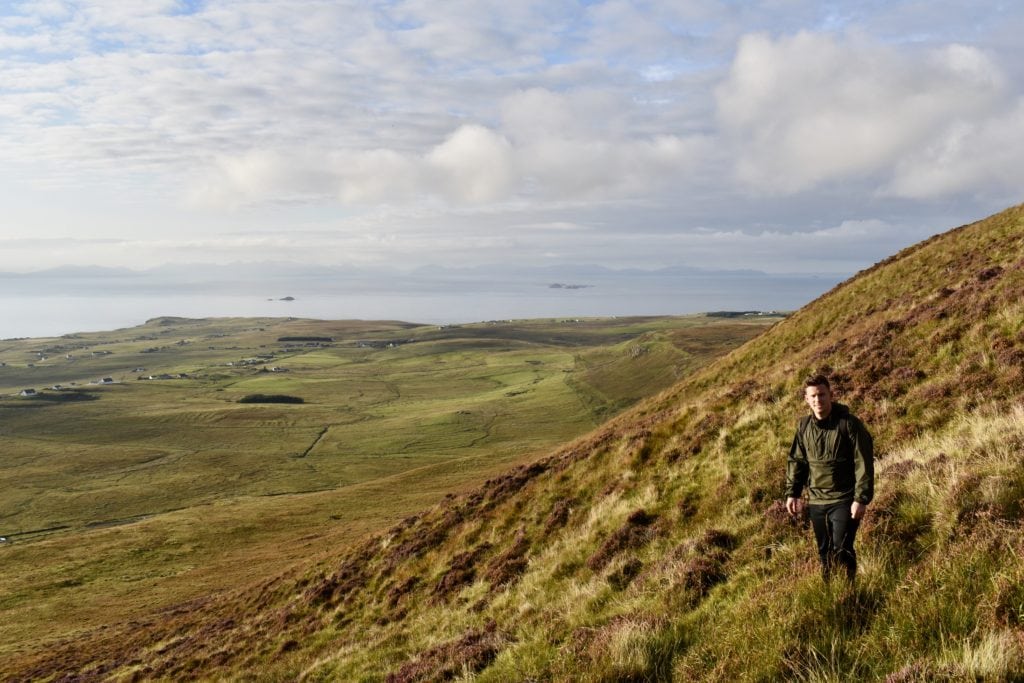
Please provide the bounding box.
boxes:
[0,313,777,655]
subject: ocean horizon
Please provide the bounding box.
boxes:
[0,266,839,342]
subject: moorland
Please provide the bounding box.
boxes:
[0,313,777,664]
[8,205,1024,681]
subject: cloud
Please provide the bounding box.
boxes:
[1,1,1023,280]
[715,32,1022,196]
[187,84,710,208]
[886,97,1024,200]
[611,218,930,274]
[499,87,710,199]
[0,1,721,211]
[426,125,515,202]
[337,149,422,204]
[387,0,561,69]
[185,149,338,207]
[28,19,1009,211]
[513,221,589,232]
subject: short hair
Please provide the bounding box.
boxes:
[803,374,831,390]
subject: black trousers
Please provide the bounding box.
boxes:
[809,501,859,581]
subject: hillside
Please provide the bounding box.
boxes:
[0,315,775,671]
[8,204,1024,681]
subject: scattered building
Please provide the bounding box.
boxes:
[18,389,37,397]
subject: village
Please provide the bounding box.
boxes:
[3,350,292,399]
[1,324,426,400]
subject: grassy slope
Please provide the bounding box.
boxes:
[0,314,771,671]
[9,204,1024,681]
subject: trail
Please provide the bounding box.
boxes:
[296,426,329,458]
[466,410,503,448]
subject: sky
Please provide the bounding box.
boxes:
[1,0,1023,276]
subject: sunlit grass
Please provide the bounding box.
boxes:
[7,206,1024,681]
[0,313,769,666]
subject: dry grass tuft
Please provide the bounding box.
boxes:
[586,508,660,572]
[384,621,508,683]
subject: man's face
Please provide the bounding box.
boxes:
[804,384,833,420]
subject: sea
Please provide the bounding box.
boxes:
[0,271,843,339]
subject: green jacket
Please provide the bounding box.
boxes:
[785,403,874,506]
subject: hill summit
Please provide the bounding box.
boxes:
[12,204,1024,681]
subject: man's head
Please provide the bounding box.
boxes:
[803,374,833,420]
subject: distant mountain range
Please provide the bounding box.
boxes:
[0,261,842,294]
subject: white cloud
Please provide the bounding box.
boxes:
[499,87,710,199]
[0,1,1022,280]
[513,221,589,232]
[715,32,1019,196]
[885,97,1024,200]
[183,83,710,208]
[16,1,73,20]
[501,88,581,142]
[337,149,422,204]
[426,125,515,202]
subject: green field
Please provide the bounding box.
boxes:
[0,313,777,655]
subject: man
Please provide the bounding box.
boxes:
[785,374,874,582]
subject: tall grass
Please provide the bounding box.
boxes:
[7,205,1024,681]
[214,393,1024,680]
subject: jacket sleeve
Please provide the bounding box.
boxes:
[851,417,874,504]
[785,426,808,499]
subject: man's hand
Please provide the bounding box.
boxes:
[851,500,867,520]
[785,496,804,516]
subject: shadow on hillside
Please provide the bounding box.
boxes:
[832,583,885,636]
[781,582,887,679]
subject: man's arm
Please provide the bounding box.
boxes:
[785,427,808,515]
[851,417,874,519]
